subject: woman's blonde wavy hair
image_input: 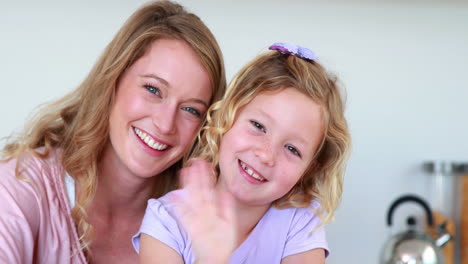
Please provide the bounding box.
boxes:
[191,50,350,225]
[0,0,225,258]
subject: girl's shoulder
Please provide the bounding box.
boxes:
[140,191,189,236]
[263,201,329,259]
[133,192,189,257]
[231,201,327,263]
[146,190,180,214]
[263,201,325,239]
[268,200,322,221]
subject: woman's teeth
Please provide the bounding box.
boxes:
[134,127,168,151]
[240,161,266,182]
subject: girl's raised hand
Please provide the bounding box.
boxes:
[169,159,237,264]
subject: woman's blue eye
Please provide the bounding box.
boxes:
[250,120,266,133]
[286,145,301,157]
[144,84,160,95]
[182,107,201,117]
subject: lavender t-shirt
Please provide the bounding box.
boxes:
[132,193,329,263]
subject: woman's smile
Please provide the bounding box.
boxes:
[107,38,212,178]
[133,126,171,156]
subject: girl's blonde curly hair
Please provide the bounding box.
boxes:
[190,50,350,225]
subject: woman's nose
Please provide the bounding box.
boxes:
[152,103,177,135]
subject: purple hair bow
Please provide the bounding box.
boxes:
[268,42,317,61]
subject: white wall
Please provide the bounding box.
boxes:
[1,0,467,263]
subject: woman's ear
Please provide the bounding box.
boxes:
[310,160,318,170]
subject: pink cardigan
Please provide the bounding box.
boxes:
[0,150,87,263]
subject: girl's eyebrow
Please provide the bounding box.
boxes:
[254,108,310,147]
[140,73,209,108]
[253,108,272,121]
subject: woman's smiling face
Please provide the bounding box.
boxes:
[107,38,212,178]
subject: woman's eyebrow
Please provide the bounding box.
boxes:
[141,73,208,108]
[140,74,169,87]
[188,98,209,108]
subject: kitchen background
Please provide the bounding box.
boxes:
[1,0,467,263]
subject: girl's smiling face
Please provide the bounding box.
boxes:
[107,38,212,178]
[217,88,324,207]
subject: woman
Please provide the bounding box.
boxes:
[0,1,225,263]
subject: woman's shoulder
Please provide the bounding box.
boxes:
[0,148,86,263]
[1,148,64,183]
[0,148,66,205]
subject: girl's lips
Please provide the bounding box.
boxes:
[237,159,267,185]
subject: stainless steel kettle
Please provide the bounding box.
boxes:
[380,194,452,264]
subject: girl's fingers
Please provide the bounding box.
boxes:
[220,191,235,222]
[169,175,238,262]
[180,159,217,203]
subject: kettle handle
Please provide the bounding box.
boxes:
[386,194,434,227]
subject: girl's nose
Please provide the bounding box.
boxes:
[254,140,275,167]
[152,103,177,135]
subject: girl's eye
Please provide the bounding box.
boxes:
[144,84,160,96]
[250,120,266,133]
[285,145,302,158]
[182,107,201,117]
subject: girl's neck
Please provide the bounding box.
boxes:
[215,182,272,246]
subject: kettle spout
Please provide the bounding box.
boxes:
[435,221,452,248]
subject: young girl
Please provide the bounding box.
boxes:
[133,42,350,263]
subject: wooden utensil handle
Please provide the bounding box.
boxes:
[462,174,468,264]
[429,211,454,264]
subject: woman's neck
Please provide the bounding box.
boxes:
[86,145,157,219]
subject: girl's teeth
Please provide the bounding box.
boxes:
[240,161,265,181]
[133,127,168,151]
